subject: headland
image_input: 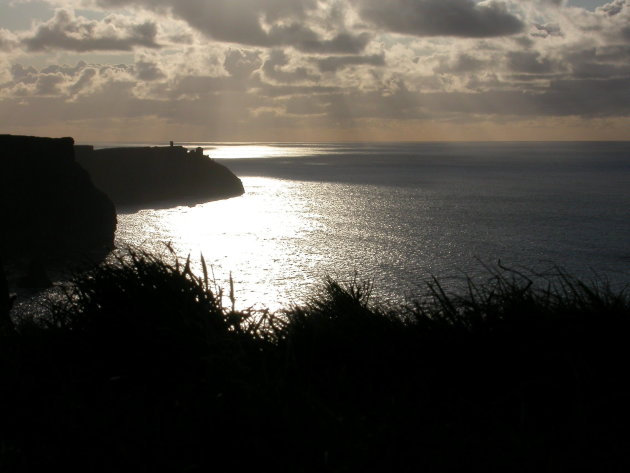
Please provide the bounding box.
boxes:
[75,143,245,207]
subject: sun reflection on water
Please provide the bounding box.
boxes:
[115,177,327,311]
[203,144,326,160]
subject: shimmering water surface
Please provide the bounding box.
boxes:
[113,142,630,310]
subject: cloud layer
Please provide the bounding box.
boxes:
[355,0,525,38]
[23,9,160,52]
[1,0,629,140]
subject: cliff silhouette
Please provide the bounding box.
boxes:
[75,145,244,206]
[0,135,116,264]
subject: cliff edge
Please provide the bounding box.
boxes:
[76,145,245,206]
[0,135,117,262]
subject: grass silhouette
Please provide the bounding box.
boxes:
[1,249,629,472]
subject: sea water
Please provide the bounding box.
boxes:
[112,142,630,310]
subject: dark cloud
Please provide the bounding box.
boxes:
[268,28,370,54]
[10,64,38,84]
[263,49,318,82]
[22,9,160,52]
[69,67,98,95]
[271,67,630,122]
[93,0,369,53]
[40,61,89,77]
[135,60,165,81]
[537,76,630,116]
[409,75,630,118]
[95,0,316,28]
[434,53,486,74]
[572,60,629,78]
[563,45,630,79]
[165,0,273,46]
[507,51,555,74]
[322,80,426,121]
[531,23,564,38]
[316,54,385,72]
[35,73,64,95]
[355,0,524,38]
[223,49,262,79]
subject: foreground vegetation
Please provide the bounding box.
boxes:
[1,249,629,472]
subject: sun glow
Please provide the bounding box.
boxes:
[205,144,323,159]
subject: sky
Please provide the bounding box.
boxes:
[0,0,628,142]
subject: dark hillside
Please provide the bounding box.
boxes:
[0,135,116,261]
[2,251,629,472]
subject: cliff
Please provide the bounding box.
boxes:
[75,145,245,206]
[0,135,117,262]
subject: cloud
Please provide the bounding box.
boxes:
[9,64,38,83]
[267,26,371,54]
[68,67,98,95]
[2,0,630,139]
[597,0,626,15]
[88,0,370,53]
[563,44,630,79]
[223,49,262,79]
[531,23,564,37]
[434,53,486,74]
[35,72,66,95]
[0,29,19,52]
[354,0,524,38]
[135,58,165,81]
[263,49,319,83]
[507,51,555,74]
[595,0,630,39]
[323,80,427,121]
[0,60,136,100]
[316,53,385,72]
[21,8,160,52]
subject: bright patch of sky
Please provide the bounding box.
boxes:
[0,1,52,29]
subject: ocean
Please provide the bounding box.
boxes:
[109,141,630,310]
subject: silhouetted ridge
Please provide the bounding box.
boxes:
[76,145,244,206]
[0,134,116,261]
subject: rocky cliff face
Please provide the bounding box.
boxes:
[0,135,117,262]
[75,145,244,206]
